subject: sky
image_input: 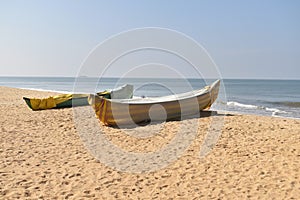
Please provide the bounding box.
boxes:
[0,0,299,79]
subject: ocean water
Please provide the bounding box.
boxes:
[0,77,299,119]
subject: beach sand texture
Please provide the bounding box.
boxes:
[0,86,299,199]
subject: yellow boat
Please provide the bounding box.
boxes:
[24,84,133,111]
[89,80,220,126]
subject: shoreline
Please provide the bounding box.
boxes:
[1,86,300,199]
[216,109,300,120]
[20,87,74,94]
[2,85,299,120]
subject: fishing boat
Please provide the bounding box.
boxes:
[89,80,220,126]
[23,84,133,111]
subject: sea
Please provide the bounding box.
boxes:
[0,76,299,119]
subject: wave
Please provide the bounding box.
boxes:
[227,101,259,109]
[269,101,300,108]
[226,101,287,116]
[265,107,288,116]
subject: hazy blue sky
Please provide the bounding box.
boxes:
[0,0,299,79]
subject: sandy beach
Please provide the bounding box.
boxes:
[0,86,299,199]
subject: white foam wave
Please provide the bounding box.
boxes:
[266,107,288,116]
[226,101,288,116]
[227,101,258,109]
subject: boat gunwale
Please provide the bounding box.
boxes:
[99,80,220,105]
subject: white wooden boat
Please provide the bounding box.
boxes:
[89,80,220,126]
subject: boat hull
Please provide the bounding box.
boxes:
[90,80,220,126]
[23,84,134,111]
[23,95,90,111]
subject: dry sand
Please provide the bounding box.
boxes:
[0,86,299,199]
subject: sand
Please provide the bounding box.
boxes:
[0,86,299,199]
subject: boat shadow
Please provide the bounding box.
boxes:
[111,111,234,129]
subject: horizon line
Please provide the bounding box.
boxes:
[0,75,299,81]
